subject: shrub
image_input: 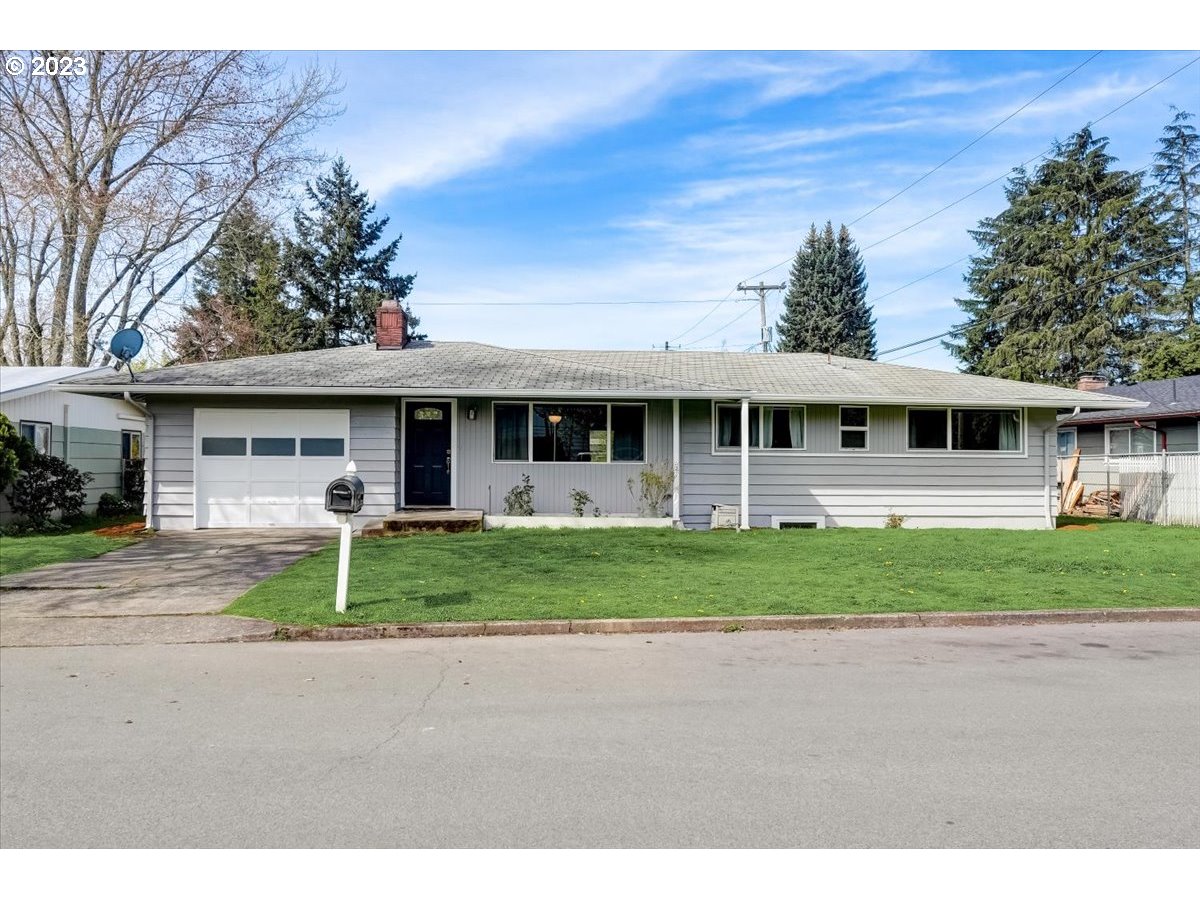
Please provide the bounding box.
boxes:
[97,492,138,518]
[0,412,36,492]
[568,488,593,517]
[626,461,676,517]
[7,453,93,527]
[885,511,906,528]
[503,474,535,516]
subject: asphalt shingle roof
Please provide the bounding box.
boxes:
[1060,375,1200,424]
[64,340,1142,409]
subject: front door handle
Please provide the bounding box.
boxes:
[445,448,451,475]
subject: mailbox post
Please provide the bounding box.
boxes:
[325,461,365,614]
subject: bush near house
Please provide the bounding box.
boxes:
[6,453,93,530]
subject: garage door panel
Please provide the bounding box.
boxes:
[203,501,251,528]
[298,504,338,526]
[250,503,303,526]
[250,458,301,480]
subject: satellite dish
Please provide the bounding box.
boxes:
[109,328,144,364]
[109,328,144,382]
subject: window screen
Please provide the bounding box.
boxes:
[494,404,529,461]
[611,405,646,462]
[908,409,948,450]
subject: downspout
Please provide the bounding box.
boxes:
[671,398,681,525]
[1043,406,1078,529]
[124,392,154,528]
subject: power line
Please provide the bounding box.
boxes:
[869,154,1160,307]
[846,50,1103,227]
[735,54,1200,285]
[418,297,730,307]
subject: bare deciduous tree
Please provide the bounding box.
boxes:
[0,50,339,366]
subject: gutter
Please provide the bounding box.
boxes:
[124,392,155,529]
[52,382,1149,410]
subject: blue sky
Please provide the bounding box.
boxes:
[293,50,1198,370]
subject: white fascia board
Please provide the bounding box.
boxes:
[54,382,1149,409]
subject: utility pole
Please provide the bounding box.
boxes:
[736,281,785,352]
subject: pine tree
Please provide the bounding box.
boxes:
[1152,108,1199,329]
[285,157,419,348]
[947,127,1167,385]
[173,202,307,363]
[775,222,876,357]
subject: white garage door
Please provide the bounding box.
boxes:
[195,408,351,528]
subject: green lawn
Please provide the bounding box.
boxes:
[226,518,1200,626]
[0,518,143,578]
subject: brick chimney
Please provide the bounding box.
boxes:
[375,298,408,350]
[1075,373,1109,391]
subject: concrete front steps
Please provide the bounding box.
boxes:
[360,508,484,537]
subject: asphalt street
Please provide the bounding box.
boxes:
[1,622,1197,848]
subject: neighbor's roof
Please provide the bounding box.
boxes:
[0,366,104,401]
[61,341,1143,409]
[1059,375,1200,424]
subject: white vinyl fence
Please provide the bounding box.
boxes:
[1111,452,1200,527]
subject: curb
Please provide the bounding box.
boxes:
[274,607,1200,642]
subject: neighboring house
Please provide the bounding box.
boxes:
[0,367,147,520]
[1057,374,1200,457]
[60,302,1139,531]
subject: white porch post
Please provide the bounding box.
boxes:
[740,398,750,530]
[672,398,681,522]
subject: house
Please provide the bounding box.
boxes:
[58,301,1141,531]
[1058,374,1200,457]
[1056,374,1199,497]
[0,366,148,520]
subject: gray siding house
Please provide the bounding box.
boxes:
[1,366,147,521]
[62,303,1139,531]
[1058,375,1200,457]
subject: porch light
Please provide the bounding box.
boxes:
[467,405,478,420]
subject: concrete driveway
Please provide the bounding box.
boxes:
[0,530,334,647]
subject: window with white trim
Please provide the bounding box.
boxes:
[714,404,805,451]
[1056,428,1076,457]
[19,421,51,455]
[907,408,1022,452]
[839,406,869,450]
[1106,424,1156,455]
[492,402,645,463]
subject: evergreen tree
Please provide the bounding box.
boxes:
[173,202,307,363]
[285,157,419,348]
[947,127,1167,385]
[1151,108,1199,330]
[775,222,876,357]
[1132,109,1200,378]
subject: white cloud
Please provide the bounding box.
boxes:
[334,52,690,195]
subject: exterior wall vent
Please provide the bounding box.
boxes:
[771,516,827,530]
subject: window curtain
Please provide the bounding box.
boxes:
[495,405,528,460]
[999,411,1020,451]
[719,407,736,447]
[762,407,774,448]
[789,408,805,449]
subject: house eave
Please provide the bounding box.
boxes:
[52,381,1150,409]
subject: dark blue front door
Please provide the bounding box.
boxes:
[404,402,452,506]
